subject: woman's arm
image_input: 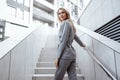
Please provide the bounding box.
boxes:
[57,22,70,59]
[74,34,85,47]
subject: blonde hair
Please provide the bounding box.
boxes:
[57,8,76,33]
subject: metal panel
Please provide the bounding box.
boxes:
[95,15,120,43]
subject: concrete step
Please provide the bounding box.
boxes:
[36,62,79,67]
[39,55,57,59]
[38,48,57,62]
[45,35,58,48]
[33,39,84,80]
[40,48,57,56]
[32,74,84,80]
[39,54,56,59]
[38,57,56,62]
[34,67,81,74]
[36,62,55,67]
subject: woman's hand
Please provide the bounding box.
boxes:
[82,44,86,47]
[55,59,59,68]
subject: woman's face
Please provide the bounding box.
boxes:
[58,9,67,21]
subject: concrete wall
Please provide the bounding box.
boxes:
[0,53,10,80]
[116,51,120,79]
[93,39,117,80]
[74,28,120,80]
[0,26,49,80]
[80,0,120,31]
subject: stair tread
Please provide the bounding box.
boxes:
[37,62,54,63]
[35,67,56,69]
[33,74,84,77]
[35,67,80,69]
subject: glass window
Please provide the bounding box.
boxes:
[84,0,91,7]
[13,0,17,1]
[24,11,29,22]
[7,6,12,16]
[11,7,17,17]
[24,0,30,7]
[16,8,24,20]
[79,0,83,9]
[74,5,78,17]
[17,0,24,4]
[7,6,16,18]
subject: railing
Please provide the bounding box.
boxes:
[84,47,117,80]
[75,24,120,54]
[0,18,28,41]
[75,23,119,80]
[6,20,28,28]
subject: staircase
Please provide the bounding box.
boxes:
[32,35,84,80]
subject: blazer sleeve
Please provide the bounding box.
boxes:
[74,34,84,47]
[57,22,70,59]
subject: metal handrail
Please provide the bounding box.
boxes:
[0,18,28,28]
[0,18,28,41]
[6,20,28,28]
[74,23,119,80]
[7,21,28,28]
[83,47,117,80]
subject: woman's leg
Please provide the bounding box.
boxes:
[54,59,72,80]
[67,59,77,80]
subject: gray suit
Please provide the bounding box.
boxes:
[54,20,84,80]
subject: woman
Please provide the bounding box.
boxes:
[54,8,85,80]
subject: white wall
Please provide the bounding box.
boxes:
[0,25,49,80]
[80,0,120,31]
[0,52,10,80]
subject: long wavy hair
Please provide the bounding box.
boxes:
[57,8,76,33]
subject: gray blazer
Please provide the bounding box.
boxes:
[57,20,84,60]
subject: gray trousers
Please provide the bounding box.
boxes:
[54,59,77,80]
